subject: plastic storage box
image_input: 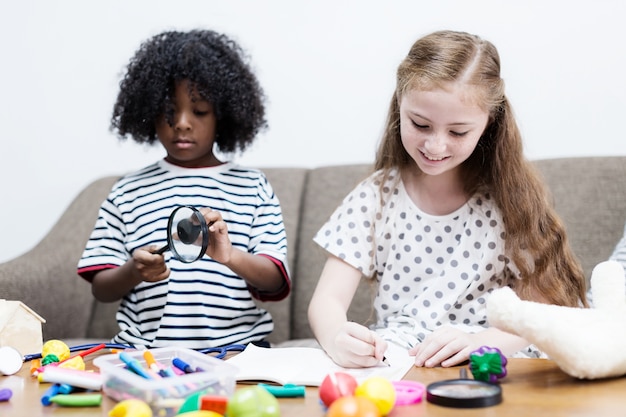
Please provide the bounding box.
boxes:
[94,347,238,415]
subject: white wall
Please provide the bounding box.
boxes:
[2,0,625,262]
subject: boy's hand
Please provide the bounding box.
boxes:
[133,246,170,282]
[199,208,233,263]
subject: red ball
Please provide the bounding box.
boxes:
[319,372,358,408]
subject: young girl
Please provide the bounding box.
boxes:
[78,30,290,349]
[308,30,587,368]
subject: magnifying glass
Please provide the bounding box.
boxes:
[154,206,209,263]
[426,368,502,408]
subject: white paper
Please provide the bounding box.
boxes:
[225,342,414,386]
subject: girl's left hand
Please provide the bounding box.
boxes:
[409,326,482,368]
[199,208,233,263]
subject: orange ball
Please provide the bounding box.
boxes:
[327,396,381,417]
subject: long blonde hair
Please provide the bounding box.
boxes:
[375,30,587,307]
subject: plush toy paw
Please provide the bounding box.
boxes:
[487,261,626,379]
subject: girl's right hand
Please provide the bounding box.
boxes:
[326,322,388,368]
[132,246,170,282]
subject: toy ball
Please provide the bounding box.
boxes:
[319,372,358,408]
[327,396,381,417]
[354,377,396,415]
[225,386,279,417]
[42,339,70,362]
[109,398,153,417]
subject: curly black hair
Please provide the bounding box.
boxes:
[111,29,267,154]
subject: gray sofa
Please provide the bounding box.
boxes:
[1,157,625,347]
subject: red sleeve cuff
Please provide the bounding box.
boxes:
[248,254,291,301]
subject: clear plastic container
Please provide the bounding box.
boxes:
[94,347,238,416]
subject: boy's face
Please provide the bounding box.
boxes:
[155,80,220,168]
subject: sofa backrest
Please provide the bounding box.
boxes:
[1,156,624,345]
[533,157,626,279]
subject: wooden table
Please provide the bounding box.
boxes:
[1,356,625,416]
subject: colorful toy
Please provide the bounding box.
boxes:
[0,388,12,402]
[391,380,425,405]
[225,386,280,417]
[41,339,70,365]
[109,398,153,417]
[319,372,358,408]
[354,377,396,415]
[468,346,507,382]
[178,392,229,415]
[487,260,626,379]
[326,396,381,417]
[176,411,223,417]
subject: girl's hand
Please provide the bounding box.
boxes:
[326,322,388,368]
[133,246,170,282]
[409,326,482,368]
[199,208,233,263]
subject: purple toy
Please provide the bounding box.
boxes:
[469,346,508,383]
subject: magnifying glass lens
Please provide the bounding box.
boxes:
[168,206,208,263]
[177,219,201,244]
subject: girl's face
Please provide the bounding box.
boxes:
[399,83,489,178]
[155,80,220,168]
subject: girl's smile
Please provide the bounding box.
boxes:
[399,83,489,178]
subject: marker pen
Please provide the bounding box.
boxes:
[37,366,103,390]
[119,352,153,379]
[49,393,102,407]
[41,384,62,406]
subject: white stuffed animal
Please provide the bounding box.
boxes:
[486,261,626,379]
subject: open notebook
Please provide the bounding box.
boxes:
[225,342,414,386]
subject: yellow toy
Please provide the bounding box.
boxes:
[109,398,153,417]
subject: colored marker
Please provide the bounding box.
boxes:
[143,350,175,377]
[259,383,306,398]
[172,357,195,373]
[49,393,102,407]
[61,343,106,364]
[119,352,153,379]
[41,384,62,406]
[37,367,103,390]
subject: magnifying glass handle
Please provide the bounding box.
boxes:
[154,244,169,255]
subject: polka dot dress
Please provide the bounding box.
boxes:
[314,169,545,358]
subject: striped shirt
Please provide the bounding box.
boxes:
[77,159,290,349]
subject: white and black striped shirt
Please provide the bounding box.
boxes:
[78,159,290,348]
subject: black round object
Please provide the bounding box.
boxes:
[426,378,502,408]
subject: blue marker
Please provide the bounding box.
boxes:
[41,384,62,406]
[172,357,204,374]
[119,352,153,379]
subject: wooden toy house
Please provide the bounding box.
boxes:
[0,300,46,355]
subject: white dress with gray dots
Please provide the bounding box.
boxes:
[314,169,544,358]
